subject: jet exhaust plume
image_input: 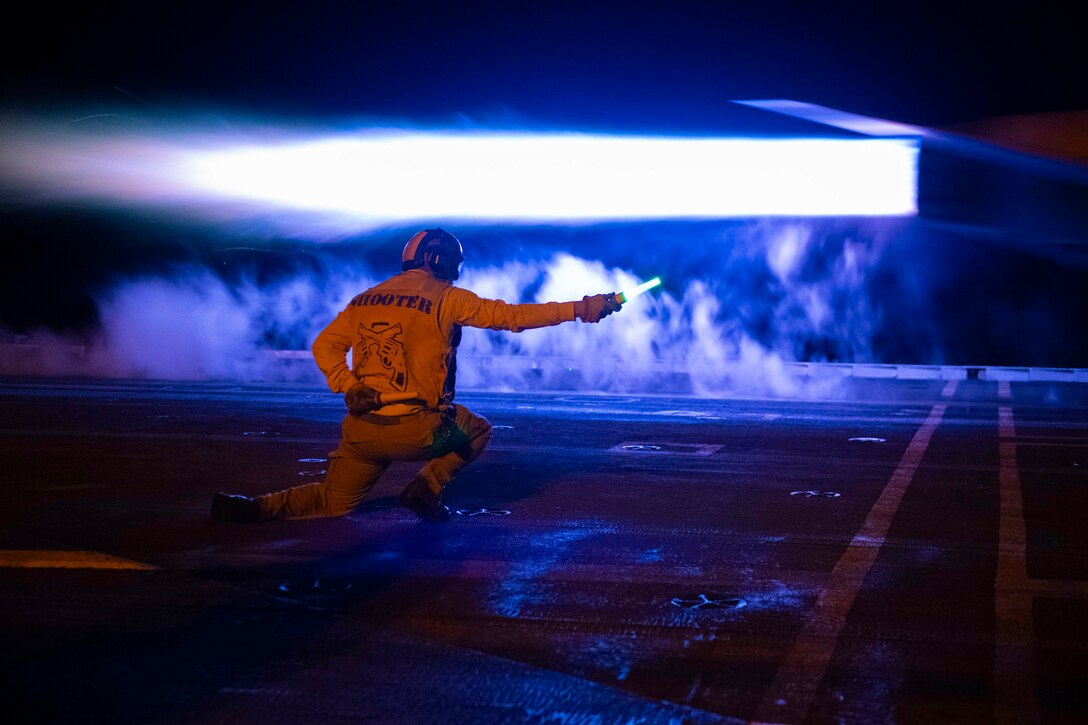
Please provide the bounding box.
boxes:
[0,111,989,396]
[0,114,918,238]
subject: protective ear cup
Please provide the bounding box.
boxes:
[428,251,456,281]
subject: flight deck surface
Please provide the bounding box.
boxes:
[1,378,1086,723]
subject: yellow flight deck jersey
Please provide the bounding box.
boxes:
[312,269,577,414]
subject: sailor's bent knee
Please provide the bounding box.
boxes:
[455,408,492,461]
[471,413,492,441]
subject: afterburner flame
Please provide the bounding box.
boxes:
[1,119,919,232]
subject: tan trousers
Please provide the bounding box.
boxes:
[256,404,492,520]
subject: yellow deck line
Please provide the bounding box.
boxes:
[753,403,947,724]
[0,550,158,570]
[994,407,1040,724]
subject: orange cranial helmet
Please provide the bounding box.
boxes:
[401,228,464,281]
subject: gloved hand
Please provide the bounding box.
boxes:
[576,293,622,323]
[345,382,382,416]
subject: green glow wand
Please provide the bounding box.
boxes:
[614,276,662,305]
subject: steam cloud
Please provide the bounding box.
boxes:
[3,220,901,398]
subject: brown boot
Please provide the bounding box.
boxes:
[398,478,451,523]
[210,492,261,523]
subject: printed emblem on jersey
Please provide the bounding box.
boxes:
[355,322,408,391]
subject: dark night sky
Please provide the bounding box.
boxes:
[3,1,1084,131]
[2,1,1086,368]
